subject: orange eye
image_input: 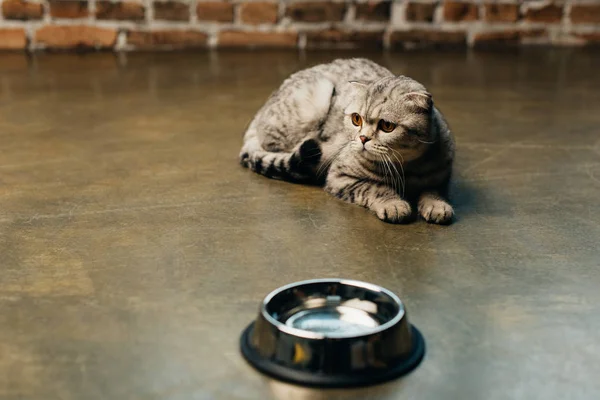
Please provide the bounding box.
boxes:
[379,120,396,133]
[351,113,362,127]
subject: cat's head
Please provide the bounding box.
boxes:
[343,76,434,161]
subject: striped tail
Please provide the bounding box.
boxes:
[240,135,321,183]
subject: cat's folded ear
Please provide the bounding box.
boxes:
[390,78,433,111]
[345,80,369,101]
[404,91,433,111]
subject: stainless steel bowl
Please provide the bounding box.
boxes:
[240,279,425,387]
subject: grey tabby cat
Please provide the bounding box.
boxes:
[240,58,455,224]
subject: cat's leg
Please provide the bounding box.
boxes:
[418,191,454,224]
[240,75,334,182]
[240,137,321,182]
[325,172,412,223]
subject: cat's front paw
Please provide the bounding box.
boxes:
[419,199,454,225]
[373,199,412,224]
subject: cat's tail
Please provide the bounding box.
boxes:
[240,129,321,183]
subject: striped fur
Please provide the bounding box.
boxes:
[240,58,455,224]
[240,135,321,182]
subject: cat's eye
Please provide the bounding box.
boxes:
[378,120,396,133]
[351,113,362,127]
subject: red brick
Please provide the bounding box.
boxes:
[473,30,519,47]
[240,2,278,25]
[285,2,346,22]
[306,29,384,49]
[128,30,208,49]
[405,2,436,22]
[49,0,88,19]
[355,1,391,22]
[154,1,189,21]
[390,29,467,49]
[574,32,600,45]
[524,4,563,23]
[520,29,547,39]
[96,1,145,21]
[2,0,43,20]
[219,31,298,48]
[484,3,518,23]
[571,5,600,24]
[196,1,233,22]
[0,28,27,50]
[35,26,117,49]
[473,29,547,48]
[443,1,478,22]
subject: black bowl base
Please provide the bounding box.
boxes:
[239,322,425,388]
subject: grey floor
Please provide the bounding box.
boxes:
[1,49,599,399]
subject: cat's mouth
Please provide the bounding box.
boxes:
[352,140,371,152]
[356,143,386,160]
[353,138,429,164]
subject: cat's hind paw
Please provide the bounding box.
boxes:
[239,151,251,168]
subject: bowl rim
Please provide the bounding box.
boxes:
[260,278,406,340]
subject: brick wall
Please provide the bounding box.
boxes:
[0,0,599,51]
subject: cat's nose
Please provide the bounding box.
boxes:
[359,135,371,144]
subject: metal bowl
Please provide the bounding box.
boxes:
[240,279,425,387]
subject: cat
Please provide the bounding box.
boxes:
[240,58,455,224]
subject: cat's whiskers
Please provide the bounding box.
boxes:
[365,144,401,193]
[385,146,406,197]
[369,144,389,156]
[384,153,404,197]
[376,154,385,187]
[381,153,398,192]
[384,156,396,194]
[382,152,400,194]
[389,152,406,196]
[377,154,395,193]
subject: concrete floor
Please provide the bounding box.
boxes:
[1,49,599,399]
